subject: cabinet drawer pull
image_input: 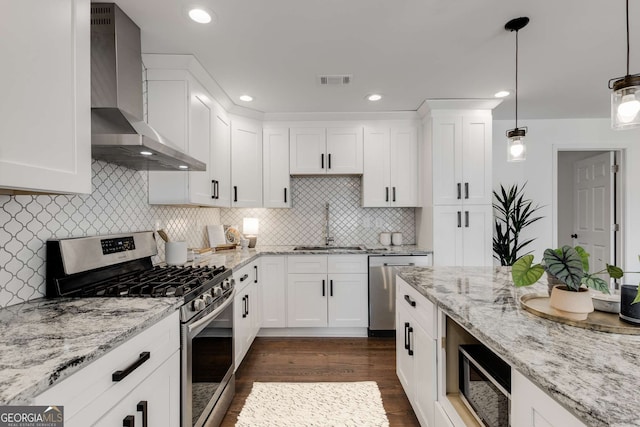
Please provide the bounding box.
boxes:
[457,183,461,200]
[404,294,416,307]
[240,274,249,282]
[321,153,324,169]
[328,153,332,169]
[404,322,410,350]
[385,187,389,202]
[407,326,414,356]
[137,401,148,427]
[123,415,135,427]
[112,352,150,382]
[465,182,469,199]
[233,186,238,202]
[284,187,287,203]
[322,279,326,297]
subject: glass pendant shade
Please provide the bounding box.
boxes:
[507,128,526,162]
[611,76,640,129]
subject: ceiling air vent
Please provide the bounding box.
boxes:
[318,75,352,86]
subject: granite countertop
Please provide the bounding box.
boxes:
[396,266,640,427]
[0,297,181,405]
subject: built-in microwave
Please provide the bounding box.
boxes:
[459,344,511,427]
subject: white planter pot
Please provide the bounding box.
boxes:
[549,285,594,320]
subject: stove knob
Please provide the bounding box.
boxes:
[203,294,213,304]
[212,287,223,297]
[192,298,206,311]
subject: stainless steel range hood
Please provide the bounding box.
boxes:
[90,3,206,171]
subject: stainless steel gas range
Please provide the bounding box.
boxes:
[46,231,235,427]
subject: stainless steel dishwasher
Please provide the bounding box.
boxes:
[368,255,431,337]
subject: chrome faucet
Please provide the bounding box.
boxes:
[325,202,334,246]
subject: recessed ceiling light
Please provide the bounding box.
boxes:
[494,90,510,98]
[140,151,153,156]
[188,8,213,24]
[239,95,253,102]
[179,165,189,169]
[367,94,383,101]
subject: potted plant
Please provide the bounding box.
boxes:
[511,245,623,320]
[493,183,543,266]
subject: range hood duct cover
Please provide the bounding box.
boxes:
[90,3,206,171]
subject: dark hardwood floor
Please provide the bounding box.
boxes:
[220,337,420,426]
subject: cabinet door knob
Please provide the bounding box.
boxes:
[571,233,578,239]
[123,415,135,427]
[137,401,148,427]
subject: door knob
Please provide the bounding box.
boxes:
[571,234,578,239]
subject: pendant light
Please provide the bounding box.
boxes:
[609,0,640,129]
[505,17,529,162]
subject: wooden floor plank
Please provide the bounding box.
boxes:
[220,337,420,426]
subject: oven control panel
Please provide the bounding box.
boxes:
[101,236,136,255]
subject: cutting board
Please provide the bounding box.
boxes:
[207,225,226,247]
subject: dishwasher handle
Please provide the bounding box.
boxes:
[383,262,415,267]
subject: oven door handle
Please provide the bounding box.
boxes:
[187,290,235,336]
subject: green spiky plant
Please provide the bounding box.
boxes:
[511,245,623,294]
[493,183,543,266]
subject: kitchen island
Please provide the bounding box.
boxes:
[396,266,640,427]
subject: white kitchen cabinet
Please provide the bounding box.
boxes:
[233,261,260,368]
[146,69,214,205]
[260,256,287,328]
[0,0,91,194]
[433,205,493,266]
[231,117,263,207]
[34,311,180,426]
[362,127,418,207]
[290,127,363,175]
[210,104,232,207]
[431,115,492,206]
[396,277,437,427]
[263,128,291,208]
[511,370,586,427]
[286,255,368,328]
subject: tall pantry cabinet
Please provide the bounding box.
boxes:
[428,107,495,266]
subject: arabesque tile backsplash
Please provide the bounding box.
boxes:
[0,163,415,308]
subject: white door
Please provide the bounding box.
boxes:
[362,128,391,207]
[188,94,212,205]
[390,127,419,207]
[211,105,231,207]
[287,274,328,327]
[231,119,263,207]
[432,116,463,205]
[432,206,464,266]
[573,152,615,274]
[461,116,492,205]
[263,128,291,208]
[290,128,326,174]
[326,127,363,174]
[327,274,368,327]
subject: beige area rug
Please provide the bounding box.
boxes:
[235,381,390,427]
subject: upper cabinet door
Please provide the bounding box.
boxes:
[326,128,363,174]
[187,93,212,205]
[0,0,91,194]
[290,128,326,174]
[362,128,391,207]
[211,105,231,207]
[390,127,418,207]
[432,116,463,206]
[461,116,492,205]
[263,128,291,208]
[231,119,263,207]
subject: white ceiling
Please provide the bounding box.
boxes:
[114,0,638,120]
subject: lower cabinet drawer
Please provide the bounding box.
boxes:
[396,277,436,338]
[34,311,180,421]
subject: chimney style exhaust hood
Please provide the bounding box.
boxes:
[90,3,206,171]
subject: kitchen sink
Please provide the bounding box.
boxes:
[293,246,365,251]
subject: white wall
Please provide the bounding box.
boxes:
[492,118,640,280]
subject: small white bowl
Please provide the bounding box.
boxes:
[591,292,621,313]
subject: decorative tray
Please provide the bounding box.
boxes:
[520,293,640,335]
[214,244,238,251]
